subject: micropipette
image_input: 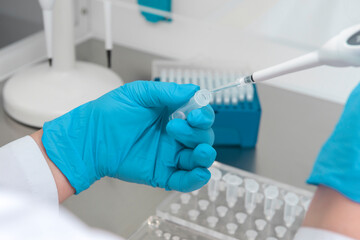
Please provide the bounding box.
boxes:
[212,24,360,93]
[38,0,55,66]
[104,0,113,68]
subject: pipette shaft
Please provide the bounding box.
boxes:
[104,0,113,68]
[252,52,321,82]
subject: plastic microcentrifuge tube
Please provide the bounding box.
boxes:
[180,193,191,204]
[275,226,287,238]
[207,216,219,228]
[172,236,180,240]
[170,203,181,214]
[160,69,167,82]
[255,219,267,231]
[245,179,260,214]
[224,174,243,208]
[208,167,222,201]
[191,70,199,85]
[198,199,210,211]
[216,206,228,218]
[235,212,248,224]
[188,209,200,221]
[164,232,172,240]
[264,185,279,221]
[226,223,238,235]
[176,69,182,84]
[283,192,299,227]
[191,189,200,196]
[155,229,163,237]
[169,89,212,120]
[245,230,258,240]
[245,85,254,102]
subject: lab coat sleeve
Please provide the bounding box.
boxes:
[0,136,58,205]
[294,227,356,240]
[0,189,125,240]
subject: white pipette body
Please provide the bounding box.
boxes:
[39,0,55,66]
[253,24,360,82]
[211,24,360,93]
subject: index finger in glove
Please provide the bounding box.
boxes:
[187,105,215,130]
[167,119,215,148]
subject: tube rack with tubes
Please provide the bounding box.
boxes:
[154,162,313,240]
[152,60,261,147]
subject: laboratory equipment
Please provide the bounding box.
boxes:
[153,61,261,147]
[224,174,243,208]
[180,193,191,204]
[216,206,228,218]
[3,0,122,127]
[283,192,299,227]
[255,219,267,231]
[235,212,247,224]
[208,167,222,201]
[245,230,258,240]
[226,223,238,235]
[274,226,287,238]
[104,0,113,68]
[198,199,210,211]
[169,89,212,120]
[156,162,313,240]
[244,178,259,214]
[211,24,360,93]
[264,185,279,221]
[207,216,219,228]
[38,0,55,66]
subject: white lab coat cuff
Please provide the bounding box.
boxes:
[294,227,356,240]
[0,136,58,206]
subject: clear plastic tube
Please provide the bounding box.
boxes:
[264,185,279,220]
[208,167,222,201]
[245,179,259,214]
[284,192,299,227]
[169,89,212,120]
[224,174,243,208]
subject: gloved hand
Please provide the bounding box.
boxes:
[42,81,216,194]
[307,82,360,202]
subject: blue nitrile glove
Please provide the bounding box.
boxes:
[308,82,360,202]
[42,81,216,194]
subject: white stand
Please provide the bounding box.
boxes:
[3,0,122,127]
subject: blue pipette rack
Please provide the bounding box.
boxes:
[152,61,261,148]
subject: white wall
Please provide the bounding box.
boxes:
[90,0,360,104]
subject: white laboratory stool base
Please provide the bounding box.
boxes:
[3,62,123,127]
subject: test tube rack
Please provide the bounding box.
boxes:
[152,60,261,147]
[130,161,313,240]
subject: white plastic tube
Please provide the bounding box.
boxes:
[169,89,212,120]
[283,192,299,227]
[264,185,279,220]
[208,167,222,201]
[245,179,259,214]
[224,174,243,208]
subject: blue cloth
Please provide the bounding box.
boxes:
[138,0,171,23]
[307,82,360,202]
[42,81,216,194]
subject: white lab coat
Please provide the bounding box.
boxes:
[0,136,354,240]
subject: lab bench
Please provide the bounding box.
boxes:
[0,39,344,239]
